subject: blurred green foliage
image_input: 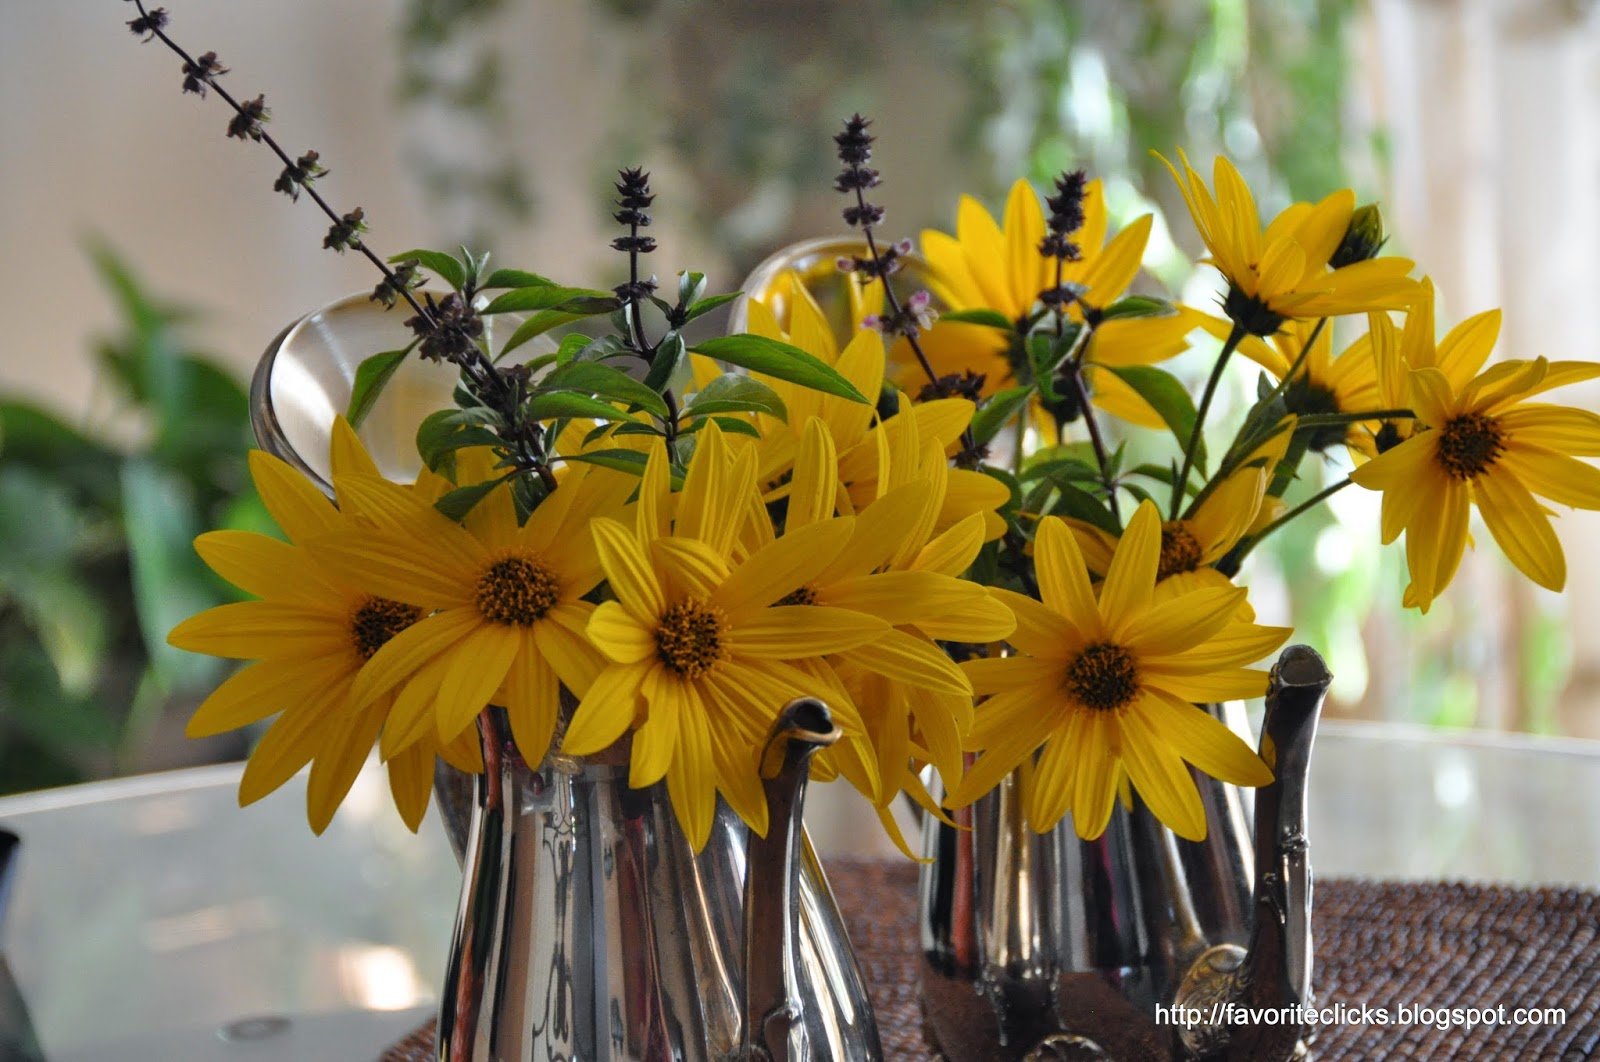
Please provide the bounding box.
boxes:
[0,246,266,794]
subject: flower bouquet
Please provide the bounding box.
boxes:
[125,3,1600,1059]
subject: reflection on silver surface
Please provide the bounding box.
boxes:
[918,647,1331,1061]
[436,705,882,1061]
[249,290,553,492]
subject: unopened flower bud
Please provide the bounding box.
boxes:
[1330,204,1386,268]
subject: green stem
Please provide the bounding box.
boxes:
[1067,359,1120,524]
[1173,319,1246,519]
[1219,476,1352,576]
[1291,409,1414,431]
[1257,317,1327,411]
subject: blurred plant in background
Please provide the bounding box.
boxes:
[396,0,533,249]
[0,247,263,794]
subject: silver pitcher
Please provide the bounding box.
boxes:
[250,293,884,1062]
[918,645,1331,1062]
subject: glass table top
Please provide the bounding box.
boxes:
[0,720,1597,1060]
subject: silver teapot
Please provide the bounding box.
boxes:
[251,294,884,1061]
[918,646,1330,1062]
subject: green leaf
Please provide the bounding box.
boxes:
[498,310,593,359]
[0,402,121,507]
[941,308,1015,330]
[482,268,555,290]
[681,416,761,439]
[527,391,641,423]
[389,249,466,291]
[561,448,651,476]
[1120,481,1156,505]
[643,332,688,394]
[416,407,504,473]
[678,271,707,307]
[1102,364,1198,450]
[682,291,742,323]
[344,345,414,430]
[692,334,867,404]
[0,637,120,755]
[970,386,1033,447]
[434,477,511,521]
[1098,295,1177,320]
[541,362,669,419]
[1047,481,1121,535]
[482,286,619,315]
[555,333,592,366]
[120,460,224,691]
[1025,324,1082,399]
[1025,457,1103,486]
[686,373,788,421]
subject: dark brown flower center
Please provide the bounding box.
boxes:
[1065,643,1139,712]
[1158,523,1204,580]
[777,585,819,606]
[475,556,561,625]
[656,599,729,678]
[350,596,424,661]
[1434,413,1506,481]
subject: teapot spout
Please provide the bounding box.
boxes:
[739,698,842,1062]
[1174,645,1330,1061]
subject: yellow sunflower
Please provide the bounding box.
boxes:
[1350,355,1600,612]
[309,450,633,765]
[778,418,1015,845]
[1208,315,1383,455]
[948,501,1287,840]
[912,178,1205,428]
[736,283,1010,541]
[1158,151,1419,335]
[1059,421,1293,602]
[563,432,894,850]
[169,419,480,833]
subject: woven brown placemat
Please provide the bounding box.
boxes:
[379,861,1600,1061]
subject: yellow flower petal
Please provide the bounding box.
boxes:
[587,600,656,665]
[307,694,387,834]
[714,517,854,619]
[724,606,887,657]
[563,660,652,756]
[1475,465,1566,592]
[501,639,560,767]
[249,450,338,543]
[1141,689,1274,787]
[1118,704,1208,841]
[831,628,971,695]
[351,606,480,708]
[168,601,350,660]
[1120,585,1248,657]
[630,667,683,788]
[433,622,521,742]
[1070,713,1120,840]
[1098,501,1160,635]
[193,531,341,607]
[666,685,717,850]
[1033,516,1101,628]
[591,517,667,625]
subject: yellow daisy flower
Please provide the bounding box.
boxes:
[563,434,892,850]
[781,418,1013,790]
[168,419,480,833]
[1158,151,1419,335]
[913,178,1205,428]
[311,450,634,765]
[739,284,1010,541]
[1060,423,1293,602]
[1350,355,1600,612]
[1064,466,1274,599]
[1208,316,1383,455]
[948,501,1287,840]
